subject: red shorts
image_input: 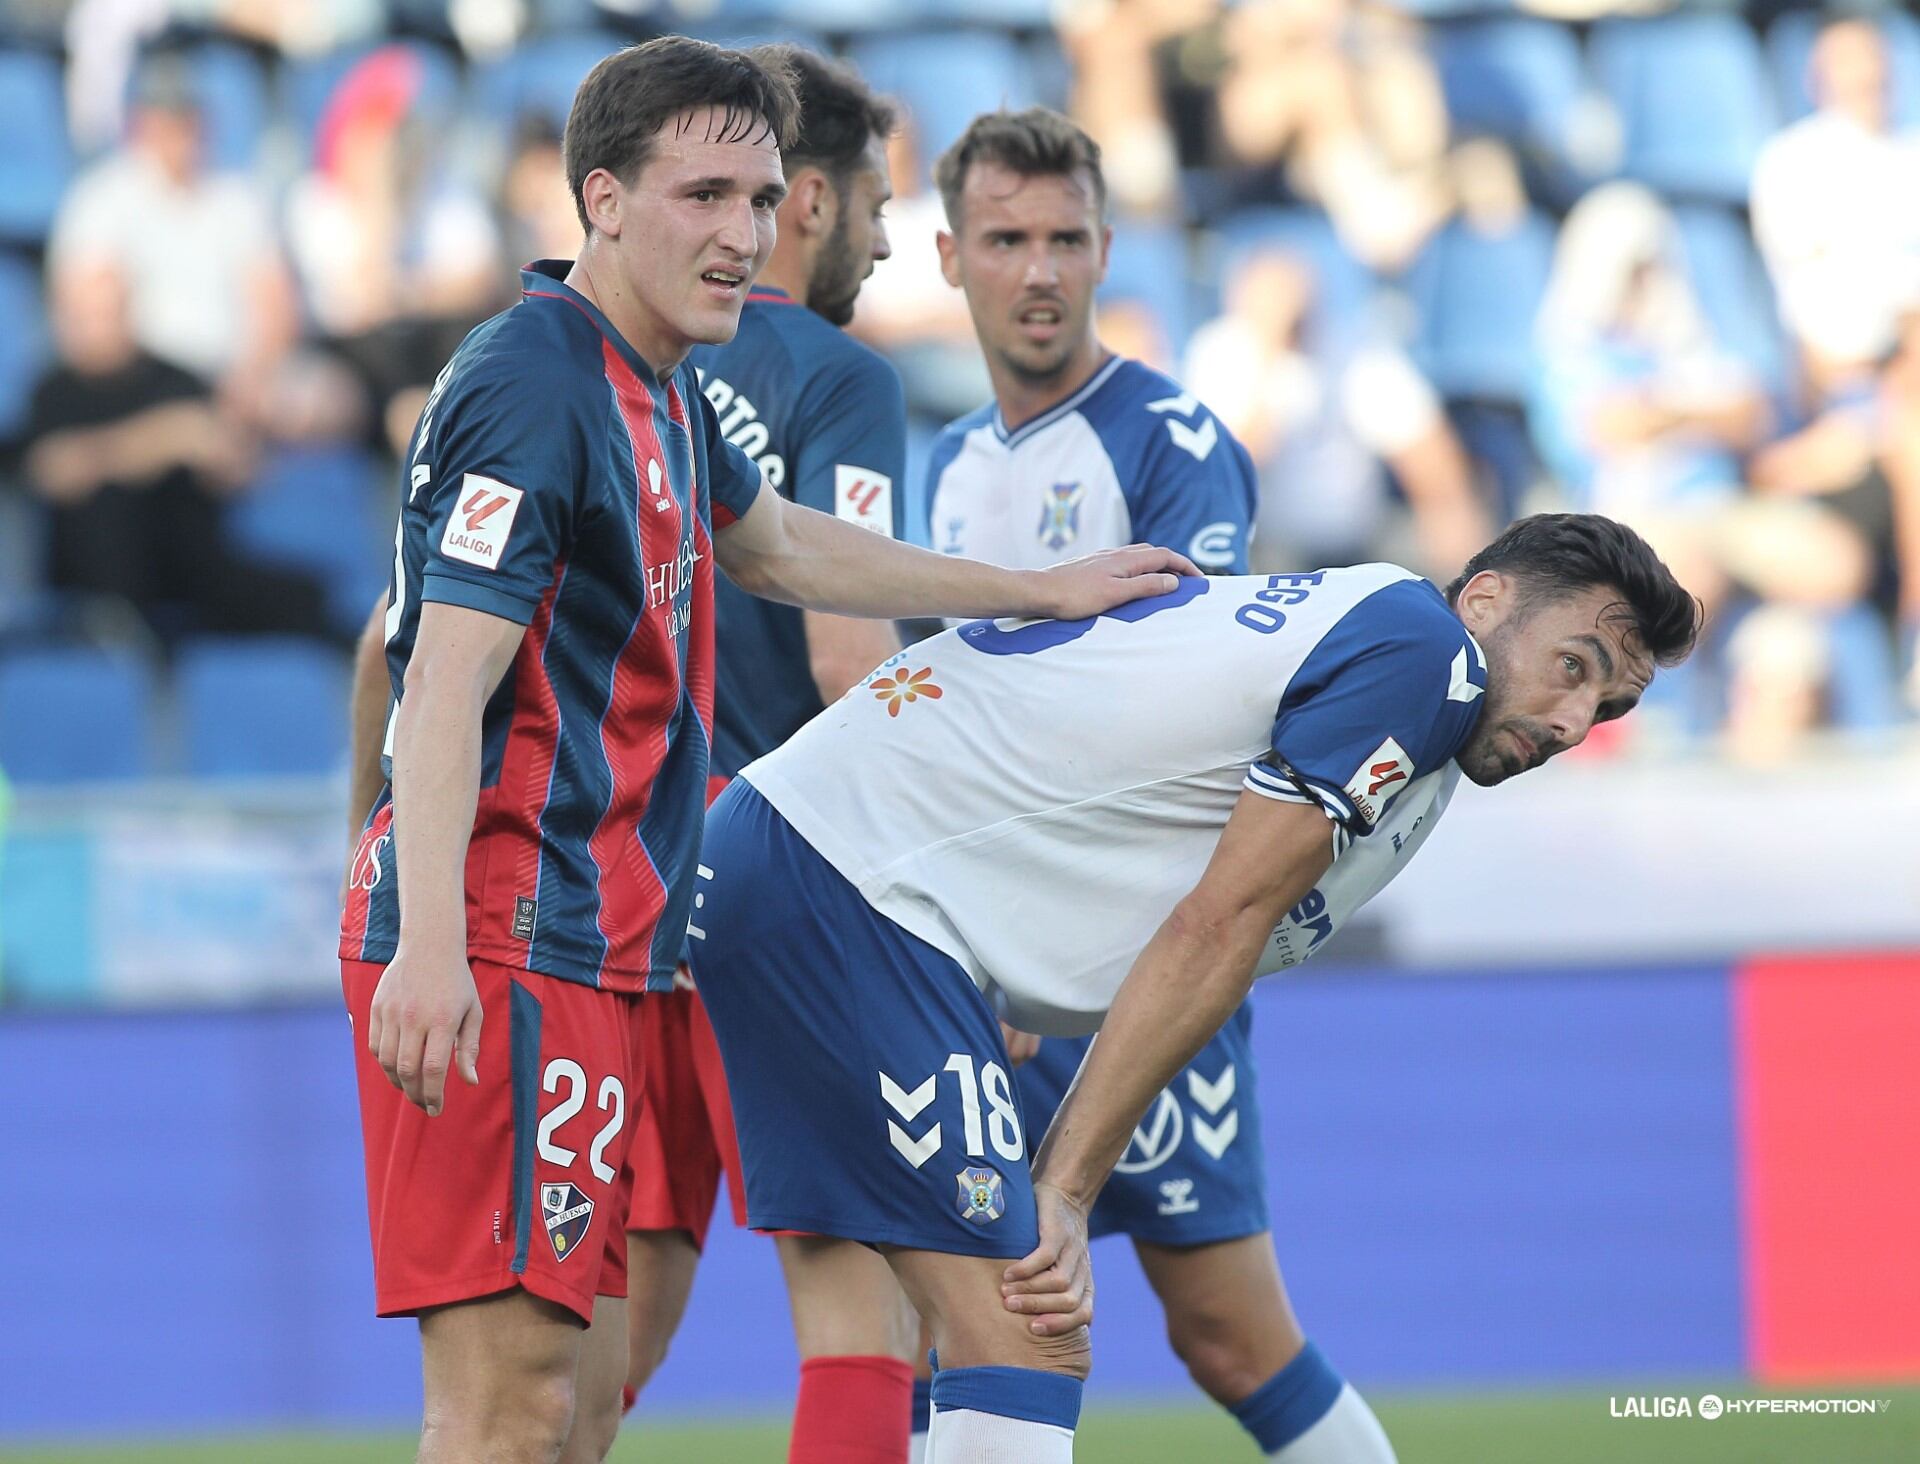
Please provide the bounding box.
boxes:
[624,984,748,1248]
[343,956,637,1325]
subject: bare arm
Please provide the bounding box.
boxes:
[365,601,525,1115]
[1006,790,1336,1334]
[717,481,1197,622]
[346,594,391,845]
[803,608,901,704]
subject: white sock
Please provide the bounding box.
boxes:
[1269,1383,1396,1462]
[928,1407,1072,1462]
[909,1419,930,1464]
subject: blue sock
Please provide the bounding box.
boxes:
[930,1364,1083,1429]
[1228,1342,1344,1454]
[911,1375,932,1434]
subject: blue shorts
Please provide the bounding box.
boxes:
[688,781,1039,1259]
[1018,1002,1270,1247]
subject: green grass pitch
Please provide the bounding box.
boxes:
[6,1387,1916,1464]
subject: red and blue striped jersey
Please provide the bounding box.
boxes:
[340,260,764,993]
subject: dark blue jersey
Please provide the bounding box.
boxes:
[693,286,907,778]
[341,261,764,992]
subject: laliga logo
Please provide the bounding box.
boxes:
[460,487,510,533]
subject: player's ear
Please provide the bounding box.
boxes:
[936,229,961,287]
[1454,570,1509,635]
[1096,223,1114,286]
[580,167,622,239]
[795,169,835,238]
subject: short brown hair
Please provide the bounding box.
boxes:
[933,107,1106,229]
[564,36,800,231]
[748,44,896,188]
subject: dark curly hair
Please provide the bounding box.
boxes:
[1444,513,1700,667]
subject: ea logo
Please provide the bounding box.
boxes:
[1697,1395,1724,1420]
[1113,1089,1184,1175]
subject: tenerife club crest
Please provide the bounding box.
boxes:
[956,1166,1006,1224]
[541,1182,595,1262]
[1036,482,1085,552]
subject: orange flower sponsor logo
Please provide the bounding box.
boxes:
[872,666,942,717]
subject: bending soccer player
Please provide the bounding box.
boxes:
[616,44,924,1463]
[336,37,1192,1464]
[689,513,1698,1463]
[917,106,1348,1462]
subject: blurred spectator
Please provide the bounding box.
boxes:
[1097,297,1176,374]
[1217,0,1454,273]
[1185,246,1490,578]
[48,54,309,429]
[498,111,581,268]
[1751,15,1920,395]
[285,46,504,455]
[850,115,989,421]
[1534,183,1890,754]
[20,259,336,647]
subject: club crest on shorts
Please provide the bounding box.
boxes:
[956,1166,1005,1224]
[541,1182,594,1262]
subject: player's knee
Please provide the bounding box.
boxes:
[1165,1306,1274,1407]
[1017,1322,1092,1383]
[515,1368,580,1452]
[563,1380,624,1464]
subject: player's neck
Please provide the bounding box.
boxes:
[564,250,686,385]
[754,253,809,307]
[991,338,1112,435]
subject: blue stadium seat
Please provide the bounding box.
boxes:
[1591,15,1778,204]
[0,249,49,442]
[1671,204,1789,400]
[0,51,75,245]
[1435,19,1585,159]
[468,31,626,135]
[175,636,349,778]
[1768,9,1920,129]
[1213,208,1377,355]
[1101,222,1193,354]
[0,645,155,783]
[228,445,389,637]
[183,43,272,172]
[847,31,1038,158]
[1408,212,1556,402]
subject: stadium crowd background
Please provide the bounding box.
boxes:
[1,0,1918,1454]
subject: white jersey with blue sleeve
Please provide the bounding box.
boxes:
[740,564,1488,1034]
[925,355,1257,574]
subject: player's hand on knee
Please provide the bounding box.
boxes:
[367,948,483,1116]
[998,1022,1041,1067]
[1003,1183,1094,1337]
[1037,543,1200,620]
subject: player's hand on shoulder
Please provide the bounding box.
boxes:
[1004,1182,1095,1337]
[367,943,484,1117]
[1035,542,1200,621]
[999,1022,1042,1068]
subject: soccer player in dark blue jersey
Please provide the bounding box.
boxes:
[618,45,922,1464]
[338,37,1194,1464]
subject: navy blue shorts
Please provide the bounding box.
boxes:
[1017,1003,1269,1246]
[688,781,1038,1258]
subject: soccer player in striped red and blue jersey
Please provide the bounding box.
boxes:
[336,38,1195,1464]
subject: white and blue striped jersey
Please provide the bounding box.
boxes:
[925,355,1258,575]
[741,564,1488,1035]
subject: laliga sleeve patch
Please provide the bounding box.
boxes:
[439,474,524,570]
[834,464,895,535]
[1345,735,1412,828]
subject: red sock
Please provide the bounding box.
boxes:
[788,1354,914,1464]
[622,1384,639,1415]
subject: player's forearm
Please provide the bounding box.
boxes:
[727,499,1059,621]
[388,667,487,952]
[346,596,392,842]
[804,609,901,703]
[1030,900,1273,1208]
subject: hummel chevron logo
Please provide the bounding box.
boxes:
[1193,1110,1239,1160]
[1187,1064,1237,1115]
[1145,391,1199,418]
[1165,416,1218,463]
[1448,644,1485,704]
[880,1071,941,1169]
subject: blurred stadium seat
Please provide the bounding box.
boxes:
[468,30,625,134]
[1213,208,1377,354]
[171,42,272,172]
[228,445,391,637]
[1101,222,1194,354]
[1768,8,1920,128]
[1434,18,1585,163]
[0,644,155,783]
[847,30,1039,157]
[1591,14,1778,204]
[284,39,464,156]
[1671,203,1790,400]
[175,636,350,778]
[1408,212,1555,402]
[0,249,49,441]
[0,49,75,245]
